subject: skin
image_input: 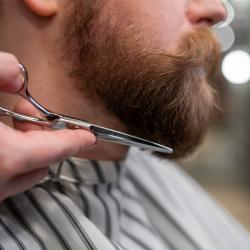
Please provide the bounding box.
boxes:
[0,53,96,201]
[0,0,226,200]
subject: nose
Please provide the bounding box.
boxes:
[186,0,227,27]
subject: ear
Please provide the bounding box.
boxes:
[23,0,59,17]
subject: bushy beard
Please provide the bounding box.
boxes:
[61,1,221,159]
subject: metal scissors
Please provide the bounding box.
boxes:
[0,64,173,154]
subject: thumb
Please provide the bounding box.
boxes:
[13,98,45,131]
[0,52,22,93]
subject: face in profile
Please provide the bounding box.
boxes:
[60,0,225,158]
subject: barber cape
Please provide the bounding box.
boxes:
[0,147,249,250]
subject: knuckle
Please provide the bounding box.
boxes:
[0,158,18,179]
[0,132,25,180]
[0,151,23,180]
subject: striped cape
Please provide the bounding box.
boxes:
[0,147,249,250]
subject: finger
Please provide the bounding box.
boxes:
[0,121,12,130]
[0,52,22,93]
[23,129,97,167]
[0,167,48,201]
[13,98,44,131]
[2,129,96,176]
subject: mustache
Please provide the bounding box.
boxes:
[147,28,221,79]
[177,28,221,78]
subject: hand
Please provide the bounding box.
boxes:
[0,52,96,201]
[0,52,23,92]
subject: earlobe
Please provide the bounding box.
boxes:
[23,0,58,17]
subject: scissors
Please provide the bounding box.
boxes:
[0,64,173,154]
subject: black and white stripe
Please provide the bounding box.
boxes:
[5,199,46,250]
[91,161,122,241]
[0,147,249,250]
[25,191,70,249]
[67,159,91,218]
[0,217,25,250]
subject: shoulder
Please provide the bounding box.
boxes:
[124,147,250,249]
[124,147,191,188]
[0,187,118,250]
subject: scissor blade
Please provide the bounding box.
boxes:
[90,124,173,154]
[49,115,173,153]
[0,106,52,126]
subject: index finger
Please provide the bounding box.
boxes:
[0,52,22,93]
[1,128,96,177]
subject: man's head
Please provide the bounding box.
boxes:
[0,0,226,159]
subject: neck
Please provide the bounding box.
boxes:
[0,2,128,161]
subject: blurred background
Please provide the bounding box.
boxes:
[181,0,250,230]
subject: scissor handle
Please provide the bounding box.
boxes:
[17,64,59,118]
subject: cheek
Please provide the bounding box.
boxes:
[110,0,189,51]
